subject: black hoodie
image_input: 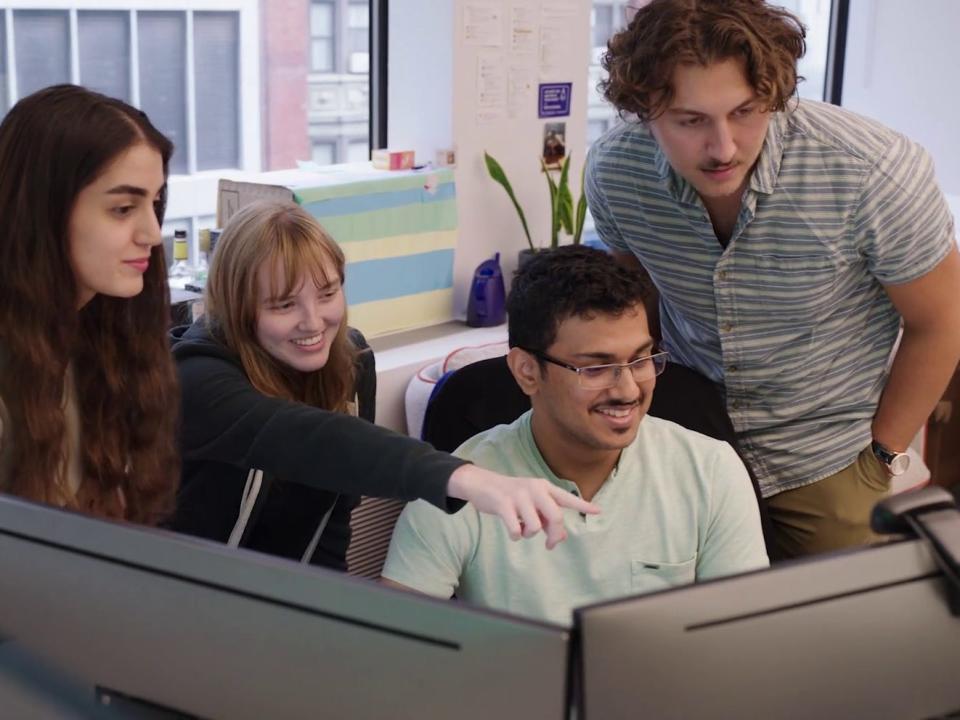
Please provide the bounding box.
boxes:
[168,321,467,570]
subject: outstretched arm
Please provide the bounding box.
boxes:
[178,354,597,545]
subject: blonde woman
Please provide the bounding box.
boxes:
[169,201,596,568]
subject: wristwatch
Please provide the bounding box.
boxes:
[871,440,910,476]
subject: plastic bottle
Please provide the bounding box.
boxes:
[169,229,192,279]
[193,229,209,286]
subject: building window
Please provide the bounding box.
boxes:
[347,138,368,163]
[592,4,613,50]
[78,11,131,103]
[310,1,335,73]
[312,140,336,166]
[2,1,377,247]
[588,119,610,144]
[347,1,369,73]
[138,12,189,174]
[14,10,69,97]
[0,13,7,116]
[194,12,240,171]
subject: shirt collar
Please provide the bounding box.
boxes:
[749,110,786,196]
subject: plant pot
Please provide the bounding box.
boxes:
[518,247,552,271]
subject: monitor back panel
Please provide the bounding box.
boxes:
[576,540,960,720]
[0,497,569,719]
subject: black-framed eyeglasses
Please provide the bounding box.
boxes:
[521,348,669,390]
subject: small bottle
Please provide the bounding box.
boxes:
[169,229,192,279]
[193,229,210,286]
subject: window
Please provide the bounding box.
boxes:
[347,138,368,163]
[347,2,369,73]
[194,12,240,171]
[592,4,613,52]
[0,13,7,115]
[777,0,833,101]
[310,1,335,73]
[78,11,130,103]
[2,1,376,256]
[312,141,335,165]
[588,119,610,145]
[138,12,189,174]
[14,10,69,97]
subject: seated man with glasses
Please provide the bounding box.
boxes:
[382,246,767,626]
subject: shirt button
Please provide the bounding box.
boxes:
[731,399,741,410]
[721,322,733,332]
[718,271,728,281]
[727,365,738,373]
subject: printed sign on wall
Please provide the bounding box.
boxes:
[538,82,572,118]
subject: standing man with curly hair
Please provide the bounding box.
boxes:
[585,0,960,559]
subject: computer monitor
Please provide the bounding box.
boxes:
[0,495,569,719]
[574,538,960,719]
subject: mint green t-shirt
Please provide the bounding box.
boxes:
[383,412,769,626]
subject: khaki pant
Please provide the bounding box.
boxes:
[765,446,892,560]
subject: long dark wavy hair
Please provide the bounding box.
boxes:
[0,84,179,524]
[601,0,806,121]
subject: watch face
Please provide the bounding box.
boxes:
[889,453,911,476]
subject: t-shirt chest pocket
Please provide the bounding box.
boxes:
[631,557,696,593]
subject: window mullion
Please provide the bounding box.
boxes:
[185,9,197,175]
[68,8,79,85]
[6,8,18,104]
[130,9,140,108]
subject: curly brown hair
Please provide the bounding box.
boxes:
[601,0,806,121]
[0,85,179,525]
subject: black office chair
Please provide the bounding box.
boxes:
[421,355,775,553]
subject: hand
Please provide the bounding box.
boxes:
[446,464,600,549]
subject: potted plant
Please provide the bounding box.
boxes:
[484,151,588,263]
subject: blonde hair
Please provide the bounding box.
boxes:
[204,201,356,411]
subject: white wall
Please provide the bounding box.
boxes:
[842,0,960,206]
[378,0,591,432]
[451,0,591,316]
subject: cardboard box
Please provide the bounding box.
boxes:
[371,149,415,171]
[217,165,457,338]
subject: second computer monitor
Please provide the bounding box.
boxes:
[575,538,960,719]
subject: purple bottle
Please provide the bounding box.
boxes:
[466,253,506,327]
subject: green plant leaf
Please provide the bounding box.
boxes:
[541,157,560,248]
[573,163,588,245]
[485,151,535,251]
[557,156,574,237]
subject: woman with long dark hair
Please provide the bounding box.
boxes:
[170,201,597,568]
[0,84,178,524]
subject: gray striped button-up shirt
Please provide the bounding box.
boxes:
[585,99,955,495]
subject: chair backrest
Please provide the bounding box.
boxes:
[421,356,529,453]
[421,355,744,452]
[344,328,405,579]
